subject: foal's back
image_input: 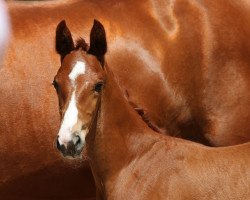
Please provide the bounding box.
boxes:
[112,135,250,200]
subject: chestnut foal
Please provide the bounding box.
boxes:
[54,20,250,199]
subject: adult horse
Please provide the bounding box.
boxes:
[1,0,250,199]
[54,20,250,199]
[53,0,250,154]
[53,0,250,148]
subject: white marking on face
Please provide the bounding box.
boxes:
[58,60,88,146]
[69,61,86,82]
[58,91,78,145]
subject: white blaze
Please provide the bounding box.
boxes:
[58,91,78,144]
[58,61,86,145]
[69,61,86,82]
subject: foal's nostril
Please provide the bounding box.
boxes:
[56,137,61,151]
[74,135,81,146]
[56,137,66,154]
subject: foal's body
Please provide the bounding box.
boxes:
[87,65,250,200]
[54,20,250,200]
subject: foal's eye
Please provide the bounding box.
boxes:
[94,82,103,93]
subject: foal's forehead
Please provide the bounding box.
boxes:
[60,51,102,77]
[69,60,86,82]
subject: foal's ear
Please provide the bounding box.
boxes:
[55,20,74,61]
[88,19,107,66]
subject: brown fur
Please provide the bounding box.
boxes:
[54,19,250,199]
[2,0,250,199]
[125,90,166,134]
[55,49,250,199]
[90,65,250,199]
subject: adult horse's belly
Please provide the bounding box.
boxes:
[1,0,250,198]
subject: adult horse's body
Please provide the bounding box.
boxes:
[54,20,250,200]
[1,0,250,199]
[52,0,250,147]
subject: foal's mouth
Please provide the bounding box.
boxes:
[56,128,88,158]
[63,151,83,159]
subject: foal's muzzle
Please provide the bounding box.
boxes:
[56,135,83,158]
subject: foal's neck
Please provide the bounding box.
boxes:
[87,65,162,184]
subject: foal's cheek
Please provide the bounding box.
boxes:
[79,92,97,114]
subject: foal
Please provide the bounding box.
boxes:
[54,20,250,199]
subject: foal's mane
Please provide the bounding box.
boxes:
[124,90,166,135]
[75,38,89,51]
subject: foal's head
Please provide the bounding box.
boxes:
[54,20,107,157]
